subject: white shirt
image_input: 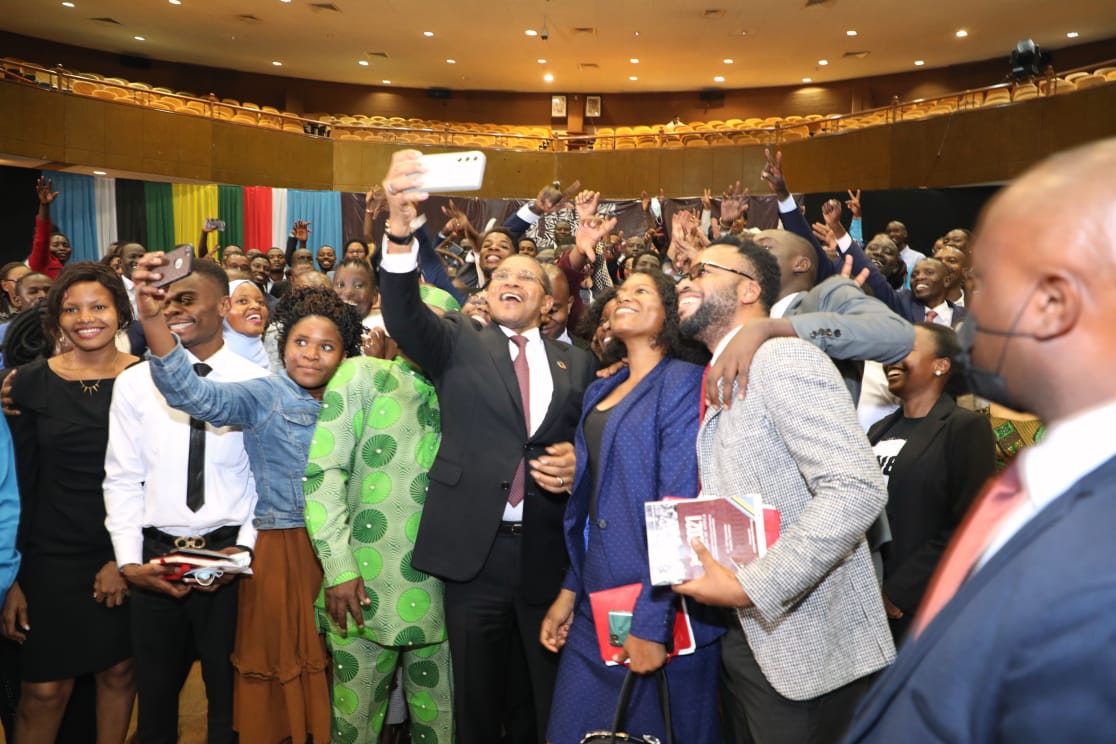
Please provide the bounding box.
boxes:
[978,398,1116,570]
[104,344,268,567]
[770,292,802,320]
[711,325,744,365]
[925,301,953,327]
[900,246,927,275]
[380,236,555,521]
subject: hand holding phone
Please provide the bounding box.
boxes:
[402,151,486,194]
[150,244,195,288]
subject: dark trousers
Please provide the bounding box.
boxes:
[720,622,875,744]
[131,537,239,744]
[443,531,558,744]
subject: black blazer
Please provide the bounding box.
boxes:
[868,395,996,615]
[379,269,596,603]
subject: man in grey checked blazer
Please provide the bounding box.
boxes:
[674,236,895,744]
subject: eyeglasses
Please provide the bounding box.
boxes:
[679,261,756,284]
[491,269,544,285]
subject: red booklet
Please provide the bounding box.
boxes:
[645,495,780,586]
[587,584,696,667]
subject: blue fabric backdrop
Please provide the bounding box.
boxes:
[287,189,342,255]
[42,171,100,262]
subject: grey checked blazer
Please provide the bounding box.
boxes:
[699,336,895,701]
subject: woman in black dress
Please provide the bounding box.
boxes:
[1,262,139,742]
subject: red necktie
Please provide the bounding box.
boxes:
[507,335,530,507]
[912,464,1026,637]
[925,309,939,324]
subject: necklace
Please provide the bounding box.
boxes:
[67,349,121,395]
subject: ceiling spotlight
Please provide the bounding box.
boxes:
[543,73,554,82]
[61,1,75,6]
[956,29,968,38]
[382,79,391,84]
[630,58,639,64]
[525,29,538,37]
[817,59,828,66]
[169,0,181,4]
[802,77,812,83]
[714,75,725,83]
[537,58,547,64]
[846,30,858,37]
[272,61,282,66]
[133,35,145,41]
[423,31,434,37]
[93,170,107,175]
[1066,31,1080,39]
[629,75,638,81]
[446,59,456,64]
[914,60,925,66]
[280,0,292,3]
[358,60,369,66]
[723,58,734,64]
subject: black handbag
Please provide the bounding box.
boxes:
[580,668,674,744]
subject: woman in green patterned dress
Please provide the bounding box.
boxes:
[304,284,458,744]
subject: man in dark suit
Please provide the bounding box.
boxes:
[377,150,597,744]
[844,137,1116,741]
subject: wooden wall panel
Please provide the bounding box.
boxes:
[4,79,1115,198]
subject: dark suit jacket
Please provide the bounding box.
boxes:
[379,269,596,604]
[868,396,995,615]
[843,454,1116,742]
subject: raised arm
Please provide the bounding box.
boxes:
[29,178,61,276]
[285,220,311,266]
[502,180,581,240]
[761,149,836,284]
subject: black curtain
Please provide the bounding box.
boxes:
[0,166,44,265]
[805,186,1002,254]
[114,178,148,247]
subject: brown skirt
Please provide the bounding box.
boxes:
[232,528,331,743]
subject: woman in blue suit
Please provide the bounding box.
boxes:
[540,269,722,744]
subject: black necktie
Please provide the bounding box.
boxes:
[186,362,212,512]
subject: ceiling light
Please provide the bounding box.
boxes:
[358,60,369,66]
[93,170,106,175]
[280,0,292,3]
[846,30,857,37]
[629,75,638,81]
[61,1,75,6]
[818,59,828,66]
[272,61,282,66]
[525,29,538,36]
[630,58,639,64]
[382,79,391,84]
[714,75,725,83]
[537,58,547,64]
[446,59,456,64]
[914,59,925,66]
[543,73,554,83]
[1066,31,1080,39]
[802,77,812,83]
[955,29,968,38]
[133,36,145,41]
[169,0,181,4]
[723,58,734,64]
[423,31,434,37]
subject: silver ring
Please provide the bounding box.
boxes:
[558,476,565,487]
[385,184,396,195]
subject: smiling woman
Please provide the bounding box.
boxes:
[2,262,140,743]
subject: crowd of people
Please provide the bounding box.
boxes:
[0,137,1112,744]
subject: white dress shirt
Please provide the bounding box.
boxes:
[104,343,269,567]
[900,245,927,275]
[770,291,803,320]
[380,237,555,521]
[925,301,953,327]
[978,398,1116,570]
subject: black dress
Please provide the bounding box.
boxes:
[8,358,131,682]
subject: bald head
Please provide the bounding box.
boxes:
[754,229,816,298]
[968,137,1116,421]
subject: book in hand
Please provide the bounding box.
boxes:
[644,494,780,586]
[150,547,253,585]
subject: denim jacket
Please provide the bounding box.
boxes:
[149,340,319,530]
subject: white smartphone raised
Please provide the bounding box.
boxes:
[407,151,486,193]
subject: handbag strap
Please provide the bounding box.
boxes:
[607,668,675,744]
